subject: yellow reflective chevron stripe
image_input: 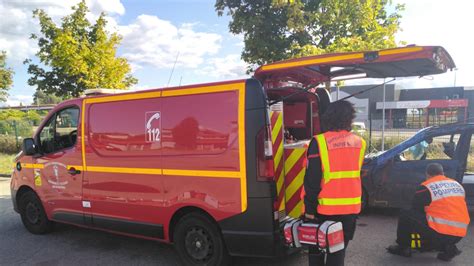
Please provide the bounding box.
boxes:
[284,148,306,172]
[318,197,361,206]
[274,143,284,171]
[271,113,283,143]
[270,110,286,212]
[289,200,303,218]
[286,168,305,202]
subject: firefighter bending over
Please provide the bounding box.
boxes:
[302,100,366,266]
[387,163,470,261]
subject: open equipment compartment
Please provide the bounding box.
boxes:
[255,45,456,218]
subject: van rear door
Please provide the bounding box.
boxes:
[254,46,455,87]
[254,45,456,215]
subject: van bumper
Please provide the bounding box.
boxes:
[218,197,297,258]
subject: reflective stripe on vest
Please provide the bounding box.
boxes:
[426,215,468,230]
[323,170,360,180]
[315,132,366,215]
[318,197,361,206]
[422,175,470,237]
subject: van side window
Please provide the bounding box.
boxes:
[39,115,56,154]
[39,107,79,153]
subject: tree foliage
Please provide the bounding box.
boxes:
[32,89,64,105]
[216,0,404,70]
[26,0,137,98]
[0,51,14,102]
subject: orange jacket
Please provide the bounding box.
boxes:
[302,131,366,215]
[422,175,470,237]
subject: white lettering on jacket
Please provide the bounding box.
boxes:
[426,180,465,201]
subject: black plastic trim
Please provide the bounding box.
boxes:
[52,211,164,239]
[93,215,164,239]
[53,211,85,225]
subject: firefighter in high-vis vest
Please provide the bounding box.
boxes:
[302,100,366,266]
[387,163,470,261]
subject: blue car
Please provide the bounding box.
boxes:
[362,123,474,210]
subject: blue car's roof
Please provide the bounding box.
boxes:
[374,123,474,165]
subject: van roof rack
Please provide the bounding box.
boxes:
[83,88,128,96]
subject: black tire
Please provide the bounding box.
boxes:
[18,191,53,234]
[174,213,230,266]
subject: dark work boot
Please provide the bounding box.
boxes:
[387,244,412,258]
[437,245,462,261]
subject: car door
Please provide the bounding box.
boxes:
[380,133,464,208]
[461,130,474,210]
[34,105,84,223]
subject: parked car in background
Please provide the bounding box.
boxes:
[362,123,474,211]
[352,122,367,135]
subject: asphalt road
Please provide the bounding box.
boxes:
[1,177,473,266]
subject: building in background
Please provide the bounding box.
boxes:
[331,84,401,130]
[333,85,474,130]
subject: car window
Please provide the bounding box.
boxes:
[38,107,79,154]
[467,134,474,174]
[402,134,459,161]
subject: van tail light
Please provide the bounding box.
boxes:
[257,126,274,181]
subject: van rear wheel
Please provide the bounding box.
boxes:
[174,213,230,266]
[18,191,53,234]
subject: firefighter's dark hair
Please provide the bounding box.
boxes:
[321,100,355,132]
[426,163,444,177]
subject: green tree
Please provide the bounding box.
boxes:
[216,0,404,70]
[33,89,63,105]
[0,51,14,102]
[25,0,137,98]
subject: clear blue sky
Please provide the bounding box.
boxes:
[1,0,473,106]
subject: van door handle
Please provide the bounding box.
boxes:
[68,167,81,175]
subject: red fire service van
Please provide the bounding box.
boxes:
[11,46,455,265]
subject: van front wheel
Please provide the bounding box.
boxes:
[18,191,53,234]
[174,213,230,266]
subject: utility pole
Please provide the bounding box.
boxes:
[381,79,386,151]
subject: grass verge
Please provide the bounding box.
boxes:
[0,153,15,176]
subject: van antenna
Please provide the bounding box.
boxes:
[179,76,183,86]
[167,52,180,87]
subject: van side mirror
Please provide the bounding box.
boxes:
[22,138,37,155]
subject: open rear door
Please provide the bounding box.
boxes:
[254,46,455,87]
[254,45,457,216]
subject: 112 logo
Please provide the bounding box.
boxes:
[145,111,161,143]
